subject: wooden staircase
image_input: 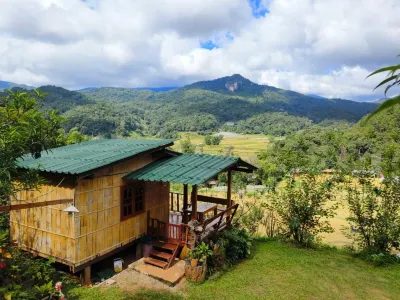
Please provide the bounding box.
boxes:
[144,240,180,269]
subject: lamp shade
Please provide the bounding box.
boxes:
[63,205,79,213]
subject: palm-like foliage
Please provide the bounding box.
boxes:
[366,55,400,121]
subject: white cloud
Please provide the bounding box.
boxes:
[0,0,399,100]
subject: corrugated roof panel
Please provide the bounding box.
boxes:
[17,139,173,175]
[123,153,241,185]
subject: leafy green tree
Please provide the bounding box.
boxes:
[180,136,196,154]
[65,127,89,145]
[344,175,400,254]
[366,54,400,120]
[204,134,223,145]
[0,90,64,205]
[270,175,337,246]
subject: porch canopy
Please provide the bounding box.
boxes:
[123,153,257,221]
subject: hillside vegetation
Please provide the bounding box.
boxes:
[260,104,400,187]
[3,74,377,140]
[76,74,377,138]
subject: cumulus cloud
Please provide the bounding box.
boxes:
[0,0,399,101]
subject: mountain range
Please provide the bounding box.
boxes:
[1,74,379,138]
[0,80,34,91]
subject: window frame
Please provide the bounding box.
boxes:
[120,182,145,221]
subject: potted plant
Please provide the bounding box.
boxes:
[195,242,213,267]
[188,249,199,267]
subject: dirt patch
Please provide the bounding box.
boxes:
[366,288,391,300]
[98,267,187,296]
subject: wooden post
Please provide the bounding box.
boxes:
[84,266,91,286]
[183,184,188,209]
[191,185,198,220]
[227,169,232,207]
[183,184,189,224]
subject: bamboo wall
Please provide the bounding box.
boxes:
[9,176,76,265]
[10,152,170,270]
[73,153,170,268]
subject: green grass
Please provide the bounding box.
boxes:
[188,240,400,300]
[67,287,183,300]
[68,240,400,299]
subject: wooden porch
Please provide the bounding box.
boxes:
[145,191,239,269]
[124,154,257,269]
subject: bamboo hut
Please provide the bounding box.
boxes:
[9,139,256,282]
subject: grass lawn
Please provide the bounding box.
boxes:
[69,240,400,299]
[188,240,400,300]
[67,287,183,300]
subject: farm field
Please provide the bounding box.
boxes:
[172,132,271,161]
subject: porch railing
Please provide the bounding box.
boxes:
[148,216,189,244]
[169,192,228,212]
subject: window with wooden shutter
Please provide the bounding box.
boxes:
[121,183,145,220]
[134,185,144,213]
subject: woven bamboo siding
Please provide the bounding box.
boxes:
[9,180,76,265]
[74,154,170,267]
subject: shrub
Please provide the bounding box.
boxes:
[204,135,223,146]
[0,247,77,299]
[344,175,400,254]
[219,228,252,264]
[270,175,337,247]
[241,205,265,235]
[180,136,196,153]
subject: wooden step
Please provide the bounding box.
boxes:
[144,257,168,269]
[149,250,172,260]
[154,242,177,252]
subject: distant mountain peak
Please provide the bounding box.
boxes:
[223,74,256,92]
[185,74,261,95]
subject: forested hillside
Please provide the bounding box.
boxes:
[2,75,378,139]
[72,74,377,138]
[259,104,400,186]
[1,85,95,113]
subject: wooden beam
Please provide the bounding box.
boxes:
[191,185,198,220]
[197,195,228,205]
[231,166,253,173]
[227,169,232,207]
[0,198,73,212]
[83,266,91,286]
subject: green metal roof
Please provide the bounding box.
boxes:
[17,139,173,175]
[123,153,253,185]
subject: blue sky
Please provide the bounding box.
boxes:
[248,0,269,18]
[200,1,268,50]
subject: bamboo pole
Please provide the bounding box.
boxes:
[0,199,72,212]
